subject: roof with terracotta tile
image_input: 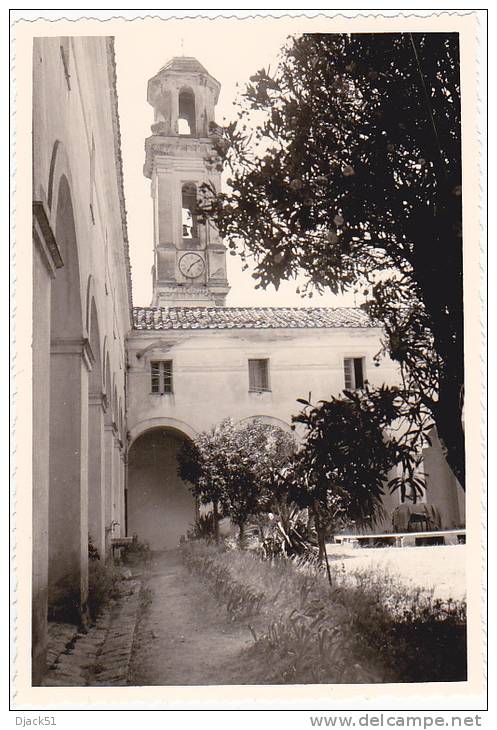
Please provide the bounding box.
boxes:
[158,57,211,77]
[132,306,375,331]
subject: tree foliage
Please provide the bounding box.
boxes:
[289,385,427,523]
[177,418,296,543]
[202,32,464,488]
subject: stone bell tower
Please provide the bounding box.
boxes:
[144,57,230,308]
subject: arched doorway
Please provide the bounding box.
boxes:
[127,427,196,550]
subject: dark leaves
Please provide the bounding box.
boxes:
[199,31,464,488]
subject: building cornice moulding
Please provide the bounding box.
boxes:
[144,137,215,178]
[51,337,95,372]
[89,391,108,411]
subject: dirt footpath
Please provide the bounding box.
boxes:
[128,550,253,685]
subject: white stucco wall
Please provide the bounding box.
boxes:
[126,326,399,440]
[33,37,131,400]
[126,324,402,548]
[32,36,132,683]
[126,324,465,538]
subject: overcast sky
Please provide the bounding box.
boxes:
[114,19,357,309]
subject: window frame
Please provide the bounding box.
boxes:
[343,356,365,390]
[150,359,174,395]
[248,358,271,393]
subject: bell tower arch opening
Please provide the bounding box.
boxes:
[181,182,199,240]
[178,86,196,136]
[127,426,197,550]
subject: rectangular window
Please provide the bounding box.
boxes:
[151,360,173,394]
[343,357,365,390]
[248,359,270,392]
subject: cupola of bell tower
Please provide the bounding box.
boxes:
[144,57,230,308]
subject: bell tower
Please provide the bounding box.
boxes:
[144,57,230,308]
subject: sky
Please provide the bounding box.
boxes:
[114,18,358,309]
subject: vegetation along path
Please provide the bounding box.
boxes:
[129,542,467,686]
[128,549,255,685]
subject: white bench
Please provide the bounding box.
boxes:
[333,529,466,548]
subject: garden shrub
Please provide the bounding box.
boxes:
[187,513,218,542]
[121,539,152,567]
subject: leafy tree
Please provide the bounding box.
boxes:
[177,418,295,545]
[288,384,426,583]
[202,32,464,488]
[177,437,223,542]
[245,420,296,507]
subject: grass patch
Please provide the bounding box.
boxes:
[184,547,265,621]
[182,541,466,684]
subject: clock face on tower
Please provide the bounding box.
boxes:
[178,251,205,279]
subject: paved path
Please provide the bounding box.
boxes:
[128,550,252,686]
[42,577,141,687]
[41,551,253,686]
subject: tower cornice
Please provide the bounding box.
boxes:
[144,135,217,179]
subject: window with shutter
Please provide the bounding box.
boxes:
[343,358,354,390]
[150,360,173,394]
[343,357,365,390]
[248,359,270,392]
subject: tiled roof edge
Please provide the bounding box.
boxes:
[131,305,378,330]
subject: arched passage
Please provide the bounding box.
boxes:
[127,427,196,550]
[48,174,89,620]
